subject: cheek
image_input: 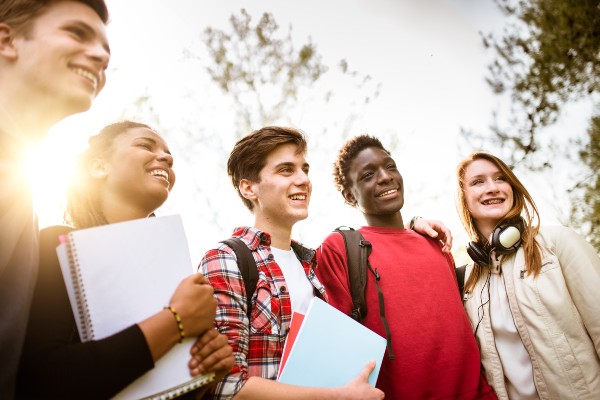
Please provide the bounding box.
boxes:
[169,170,176,189]
[464,190,478,211]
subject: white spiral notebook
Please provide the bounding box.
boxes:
[56,214,214,400]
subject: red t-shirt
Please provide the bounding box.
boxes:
[316,226,496,399]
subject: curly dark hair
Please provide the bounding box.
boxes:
[227,126,307,211]
[65,121,154,228]
[333,134,390,196]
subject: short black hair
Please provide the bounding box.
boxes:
[333,134,389,194]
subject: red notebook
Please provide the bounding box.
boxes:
[278,311,304,379]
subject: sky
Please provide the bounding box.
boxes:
[32,0,591,265]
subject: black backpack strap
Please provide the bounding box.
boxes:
[334,227,395,360]
[220,238,257,319]
[335,227,368,322]
[456,264,467,300]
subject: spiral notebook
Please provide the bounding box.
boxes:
[56,214,214,400]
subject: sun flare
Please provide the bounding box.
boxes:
[26,128,89,228]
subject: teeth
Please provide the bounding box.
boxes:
[483,199,503,205]
[73,67,98,88]
[290,194,306,200]
[150,169,169,181]
[377,189,396,197]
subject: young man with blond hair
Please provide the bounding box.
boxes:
[0,2,110,397]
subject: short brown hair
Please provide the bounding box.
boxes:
[1,0,109,35]
[227,126,307,211]
[333,134,389,196]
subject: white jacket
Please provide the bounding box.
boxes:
[463,225,600,399]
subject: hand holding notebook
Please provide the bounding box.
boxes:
[278,297,386,388]
[57,215,215,400]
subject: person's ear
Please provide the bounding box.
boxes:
[89,159,107,179]
[342,189,357,207]
[0,24,18,61]
[239,179,258,201]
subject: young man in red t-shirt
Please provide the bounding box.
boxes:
[316,135,497,399]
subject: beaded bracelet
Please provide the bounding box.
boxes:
[164,306,185,343]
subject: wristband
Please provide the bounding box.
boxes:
[409,216,422,230]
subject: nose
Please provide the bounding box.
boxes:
[87,40,110,68]
[157,151,174,168]
[377,167,393,183]
[296,169,310,186]
[485,178,499,192]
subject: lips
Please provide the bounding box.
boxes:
[482,198,503,205]
[376,188,398,197]
[149,169,170,184]
[71,66,99,90]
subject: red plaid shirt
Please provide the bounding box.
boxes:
[199,227,327,399]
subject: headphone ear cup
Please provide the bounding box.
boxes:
[466,242,490,266]
[492,223,523,254]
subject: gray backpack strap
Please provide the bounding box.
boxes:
[220,238,257,319]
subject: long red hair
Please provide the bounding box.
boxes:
[456,152,542,293]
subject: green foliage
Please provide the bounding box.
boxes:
[478,0,599,166]
[569,114,600,251]
[203,9,328,134]
[470,0,600,248]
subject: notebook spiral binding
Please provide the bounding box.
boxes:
[139,372,215,400]
[66,234,94,341]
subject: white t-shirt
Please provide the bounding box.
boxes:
[489,262,538,399]
[270,246,315,314]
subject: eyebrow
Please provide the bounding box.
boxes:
[66,20,111,54]
[136,136,171,155]
[273,161,309,169]
[466,171,501,181]
[358,158,393,171]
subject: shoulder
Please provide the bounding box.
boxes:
[536,225,582,250]
[321,230,346,247]
[39,225,73,252]
[318,230,349,257]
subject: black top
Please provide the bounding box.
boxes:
[0,132,39,400]
[16,226,154,399]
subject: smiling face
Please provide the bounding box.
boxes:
[243,143,311,232]
[99,127,175,216]
[344,146,404,227]
[9,1,110,119]
[462,158,514,239]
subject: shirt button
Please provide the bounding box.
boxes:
[267,254,274,260]
[280,286,287,294]
[260,234,268,242]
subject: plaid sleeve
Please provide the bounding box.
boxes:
[199,245,250,400]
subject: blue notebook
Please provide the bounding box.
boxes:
[277,297,386,387]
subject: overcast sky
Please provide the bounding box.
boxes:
[35,0,590,265]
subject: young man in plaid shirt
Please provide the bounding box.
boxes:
[195,126,384,400]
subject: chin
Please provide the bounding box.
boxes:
[57,96,94,119]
